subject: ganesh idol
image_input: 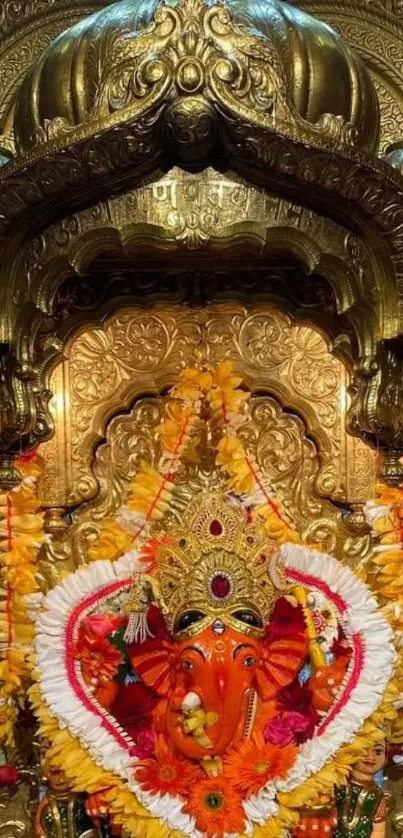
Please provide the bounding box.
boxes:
[31,364,397,838]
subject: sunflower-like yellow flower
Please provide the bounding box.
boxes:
[172,367,212,402]
[254,505,301,545]
[374,483,403,506]
[159,402,202,463]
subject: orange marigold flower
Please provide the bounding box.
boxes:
[135,736,201,798]
[76,637,122,685]
[138,536,175,574]
[224,736,296,796]
[184,776,245,837]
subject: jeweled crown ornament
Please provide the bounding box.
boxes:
[120,362,295,644]
[124,488,288,642]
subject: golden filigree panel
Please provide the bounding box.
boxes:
[295,4,403,154]
[373,74,403,154]
[0,785,33,837]
[40,304,376,530]
[51,390,368,572]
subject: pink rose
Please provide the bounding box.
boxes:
[264,716,295,746]
[82,613,123,640]
[131,729,156,759]
[264,712,311,747]
[284,711,311,733]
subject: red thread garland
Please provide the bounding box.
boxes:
[130,411,193,544]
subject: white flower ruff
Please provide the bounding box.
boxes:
[32,543,395,838]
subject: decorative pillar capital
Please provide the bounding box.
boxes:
[348,339,403,486]
[0,343,53,489]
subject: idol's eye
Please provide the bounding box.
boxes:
[182,660,193,670]
[232,610,263,628]
[174,610,205,633]
[243,656,256,668]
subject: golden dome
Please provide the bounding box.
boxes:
[13,0,379,155]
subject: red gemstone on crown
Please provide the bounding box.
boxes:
[209,519,223,536]
[211,574,231,598]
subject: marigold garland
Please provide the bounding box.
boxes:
[30,674,397,838]
[30,452,402,838]
[88,361,298,564]
[0,453,44,748]
[25,371,403,838]
[364,483,403,745]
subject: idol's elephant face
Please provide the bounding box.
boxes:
[166,624,264,759]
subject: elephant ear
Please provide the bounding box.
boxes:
[255,599,309,700]
[128,605,173,697]
[129,638,172,696]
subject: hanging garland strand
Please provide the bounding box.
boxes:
[32,364,401,838]
[89,362,298,563]
[0,452,44,770]
[364,484,403,747]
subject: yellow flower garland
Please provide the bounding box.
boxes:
[29,366,403,838]
[30,665,398,838]
[364,483,403,745]
[0,453,44,748]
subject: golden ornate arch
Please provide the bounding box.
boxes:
[39,303,374,577]
[1,0,403,834]
[0,0,402,493]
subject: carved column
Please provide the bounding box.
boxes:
[0,344,53,490]
[349,339,403,486]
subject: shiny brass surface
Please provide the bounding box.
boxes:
[0,0,402,832]
[11,0,379,156]
[0,0,403,838]
[0,162,402,487]
[1,0,402,161]
[0,784,34,837]
[291,1,403,154]
[38,303,374,573]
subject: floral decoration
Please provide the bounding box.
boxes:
[0,451,44,752]
[22,365,402,838]
[184,776,246,837]
[135,736,201,797]
[225,737,297,795]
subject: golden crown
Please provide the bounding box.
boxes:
[117,363,297,644]
[126,489,288,642]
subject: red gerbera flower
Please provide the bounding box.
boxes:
[135,735,201,798]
